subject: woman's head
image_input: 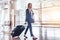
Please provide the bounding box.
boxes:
[28,3,32,9]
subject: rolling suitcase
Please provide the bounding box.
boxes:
[11,25,25,37]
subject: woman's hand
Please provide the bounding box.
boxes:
[24,21,27,24]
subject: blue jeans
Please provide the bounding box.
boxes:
[24,22,33,36]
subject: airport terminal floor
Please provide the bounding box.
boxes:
[0,0,60,40]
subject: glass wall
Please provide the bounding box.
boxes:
[42,0,60,40]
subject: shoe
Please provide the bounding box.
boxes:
[33,37,37,39]
[33,37,37,40]
[33,36,37,39]
[24,35,28,38]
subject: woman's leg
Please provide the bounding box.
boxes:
[24,25,29,35]
[28,22,33,36]
[24,22,29,38]
[29,22,37,39]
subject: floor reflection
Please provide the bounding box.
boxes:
[1,26,60,40]
[0,26,40,40]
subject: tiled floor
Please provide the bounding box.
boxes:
[1,26,60,40]
[0,26,40,40]
[20,26,40,40]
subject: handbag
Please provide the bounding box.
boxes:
[31,18,34,23]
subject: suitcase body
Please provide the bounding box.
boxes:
[11,25,25,37]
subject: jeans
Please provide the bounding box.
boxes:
[24,22,33,36]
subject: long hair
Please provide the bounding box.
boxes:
[28,3,32,8]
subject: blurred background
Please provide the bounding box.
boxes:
[0,0,60,40]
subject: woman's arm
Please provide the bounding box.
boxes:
[25,9,29,22]
[32,10,34,16]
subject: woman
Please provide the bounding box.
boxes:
[24,3,37,39]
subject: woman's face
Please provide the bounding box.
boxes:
[28,3,32,9]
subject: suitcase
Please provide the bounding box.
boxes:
[11,25,25,37]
